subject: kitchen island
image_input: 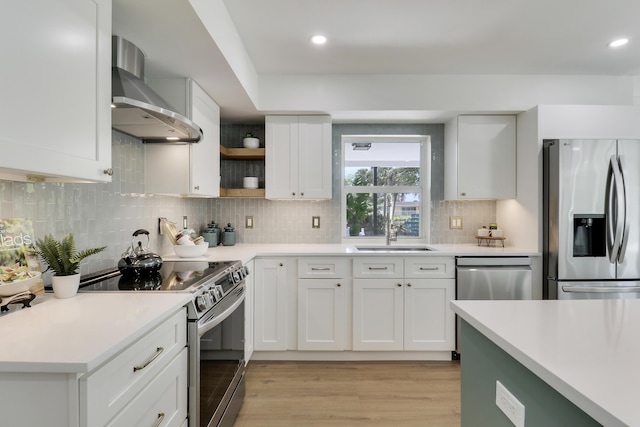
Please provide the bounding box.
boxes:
[451,299,640,427]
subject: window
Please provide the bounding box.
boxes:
[342,135,430,241]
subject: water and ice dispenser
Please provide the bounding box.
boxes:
[573,214,605,257]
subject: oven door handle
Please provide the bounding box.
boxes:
[198,289,245,336]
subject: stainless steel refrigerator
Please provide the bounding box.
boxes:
[543,139,640,299]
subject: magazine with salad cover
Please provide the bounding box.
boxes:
[0,218,44,295]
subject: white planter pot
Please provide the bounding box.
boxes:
[242,137,260,148]
[51,273,81,299]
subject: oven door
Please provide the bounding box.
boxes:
[189,283,245,427]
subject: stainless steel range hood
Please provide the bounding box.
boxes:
[111,36,202,143]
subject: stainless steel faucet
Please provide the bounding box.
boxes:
[385,218,397,245]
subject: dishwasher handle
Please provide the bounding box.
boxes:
[456,257,531,267]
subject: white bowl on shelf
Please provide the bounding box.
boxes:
[242,137,260,149]
[173,242,208,258]
[243,177,259,189]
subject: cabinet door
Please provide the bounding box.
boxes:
[189,81,220,197]
[353,279,403,351]
[265,116,298,199]
[254,259,288,351]
[457,115,516,199]
[298,116,332,199]
[404,279,455,351]
[244,260,255,361]
[298,279,346,351]
[145,80,219,197]
[0,0,112,183]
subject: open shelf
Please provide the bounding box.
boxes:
[220,146,265,160]
[220,188,265,198]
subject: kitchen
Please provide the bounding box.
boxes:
[2,0,640,426]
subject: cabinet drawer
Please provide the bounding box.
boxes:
[81,308,187,427]
[298,257,349,278]
[405,257,455,278]
[353,257,403,278]
[107,349,188,427]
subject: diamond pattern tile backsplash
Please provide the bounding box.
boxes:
[0,127,496,280]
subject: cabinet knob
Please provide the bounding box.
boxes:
[397,283,402,287]
[407,283,412,287]
[292,192,296,196]
[301,192,304,196]
[337,283,341,287]
[279,263,283,267]
[103,168,113,176]
[460,192,466,196]
[194,185,200,190]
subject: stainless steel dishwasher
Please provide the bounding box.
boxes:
[455,257,532,356]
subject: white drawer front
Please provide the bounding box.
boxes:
[353,257,403,278]
[298,257,349,278]
[107,349,188,427]
[405,257,455,278]
[81,308,187,427]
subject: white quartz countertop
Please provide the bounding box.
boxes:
[161,243,539,263]
[451,299,640,427]
[0,293,192,374]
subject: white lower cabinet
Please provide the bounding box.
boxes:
[353,278,404,351]
[297,257,350,351]
[254,258,292,351]
[352,257,455,351]
[80,308,188,426]
[244,259,255,362]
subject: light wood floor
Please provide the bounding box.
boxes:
[234,360,461,427]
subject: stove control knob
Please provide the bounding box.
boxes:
[196,295,208,311]
[208,289,218,302]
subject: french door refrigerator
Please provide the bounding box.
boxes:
[543,139,640,299]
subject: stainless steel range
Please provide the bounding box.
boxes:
[80,260,248,427]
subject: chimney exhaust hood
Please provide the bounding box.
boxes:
[111,36,202,143]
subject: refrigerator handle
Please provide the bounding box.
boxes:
[605,155,625,264]
[617,155,630,263]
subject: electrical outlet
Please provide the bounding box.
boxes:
[449,216,463,229]
[496,381,525,427]
[312,216,320,228]
[245,216,254,229]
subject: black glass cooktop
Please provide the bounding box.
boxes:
[79,261,237,292]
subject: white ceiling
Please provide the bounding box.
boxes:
[112,0,640,123]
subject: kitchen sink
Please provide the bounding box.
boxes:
[355,246,435,253]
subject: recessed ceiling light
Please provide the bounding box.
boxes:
[608,38,629,48]
[311,35,327,45]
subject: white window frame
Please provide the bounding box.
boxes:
[341,134,431,244]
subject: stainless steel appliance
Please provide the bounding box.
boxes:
[455,257,532,355]
[543,139,640,299]
[79,260,247,427]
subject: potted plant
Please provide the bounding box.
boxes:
[35,233,106,298]
[242,131,260,148]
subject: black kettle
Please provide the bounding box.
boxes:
[117,229,163,275]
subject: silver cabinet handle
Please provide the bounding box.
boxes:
[311,267,331,271]
[419,267,439,271]
[103,168,113,176]
[368,266,388,270]
[194,185,200,190]
[133,347,164,372]
[152,412,165,427]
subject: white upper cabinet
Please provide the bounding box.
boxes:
[265,115,332,200]
[0,0,112,183]
[444,115,516,199]
[145,79,220,197]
